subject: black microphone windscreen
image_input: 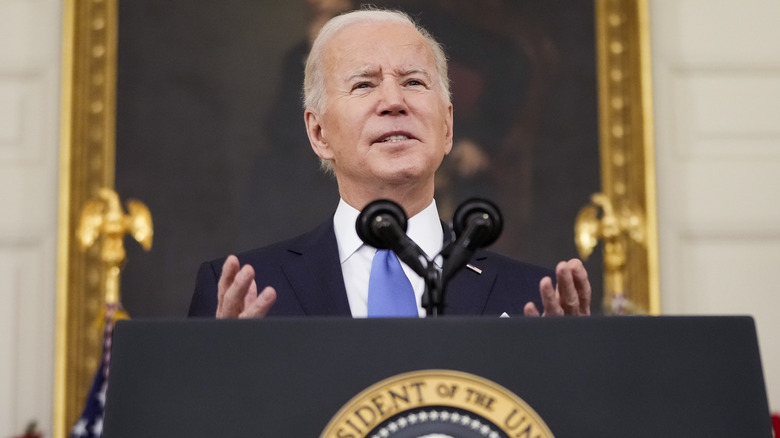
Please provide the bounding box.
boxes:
[355,199,408,249]
[452,198,503,248]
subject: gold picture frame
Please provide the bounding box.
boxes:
[53,0,658,436]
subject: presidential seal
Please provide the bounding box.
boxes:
[320,370,554,438]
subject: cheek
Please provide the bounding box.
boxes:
[326,107,363,140]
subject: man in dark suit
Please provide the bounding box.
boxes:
[189,8,591,319]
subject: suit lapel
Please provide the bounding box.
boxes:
[281,221,351,316]
[439,224,496,315]
[442,252,496,315]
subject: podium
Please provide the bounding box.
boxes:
[102,316,773,437]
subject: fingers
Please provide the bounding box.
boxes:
[523,301,541,317]
[216,256,264,318]
[556,260,580,315]
[538,275,564,316]
[242,277,259,311]
[533,259,592,317]
[217,256,240,318]
[217,255,241,303]
[553,259,591,316]
[239,286,277,318]
[570,259,592,315]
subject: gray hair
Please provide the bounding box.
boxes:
[303,8,451,115]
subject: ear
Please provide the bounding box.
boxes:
[443,103,454,155]
[305,109,335,161]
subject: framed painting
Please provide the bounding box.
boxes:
[114,0,606,318]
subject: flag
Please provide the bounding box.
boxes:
[70,303,128,438]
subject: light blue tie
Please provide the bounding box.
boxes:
[367,249,418,317]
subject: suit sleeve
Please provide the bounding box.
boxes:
[187,260,223,317]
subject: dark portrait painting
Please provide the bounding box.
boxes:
[115,0,602,317]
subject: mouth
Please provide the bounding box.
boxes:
[374,131,416,144]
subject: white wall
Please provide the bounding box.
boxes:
[0,0,61,435]
[650,0,780,412]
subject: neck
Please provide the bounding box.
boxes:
[338,179,434,218]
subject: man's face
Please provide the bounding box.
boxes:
[306,21,453,194]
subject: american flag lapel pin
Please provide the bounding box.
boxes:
[466,264,482,274]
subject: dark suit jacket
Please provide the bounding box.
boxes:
[188,220,550,317]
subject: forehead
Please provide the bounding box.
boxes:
[323,21,435,78]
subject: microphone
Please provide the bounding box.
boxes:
[356,200,427,277]
[452,198,503,249]
[442,198,503,281]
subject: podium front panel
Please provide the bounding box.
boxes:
[102,316,773,437]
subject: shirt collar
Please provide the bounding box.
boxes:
[333,198,444,264]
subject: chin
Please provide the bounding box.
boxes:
[370,155,440,184]
[377,166,431,185]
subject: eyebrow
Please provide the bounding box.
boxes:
[345,66,433,83]
[346,67,380,83]
[397,67,432,79]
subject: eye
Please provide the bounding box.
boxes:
[352,82,373,91]
[405,79,424,87]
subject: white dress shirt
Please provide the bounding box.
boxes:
[333,198,444,318]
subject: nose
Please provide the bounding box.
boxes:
[377,81,408,115]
